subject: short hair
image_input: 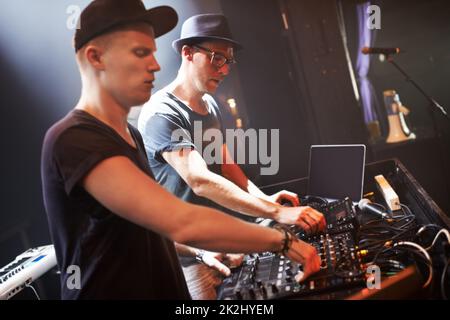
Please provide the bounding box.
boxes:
[76,22,154,63]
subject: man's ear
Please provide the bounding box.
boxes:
[181,45,194,61]
[85,45,105,70]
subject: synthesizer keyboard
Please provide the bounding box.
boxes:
[0,245,56,300]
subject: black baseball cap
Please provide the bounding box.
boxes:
[74,0,178,52]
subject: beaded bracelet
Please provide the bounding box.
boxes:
[273,224,296,256]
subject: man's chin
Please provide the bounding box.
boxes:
[135,92,152,105]
[205,86,218,95]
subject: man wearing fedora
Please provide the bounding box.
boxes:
[138,14,326,274]
[41,0,321,300]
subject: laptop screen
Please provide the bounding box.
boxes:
[307,145,366,202]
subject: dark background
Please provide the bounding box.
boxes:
[0,0,449,299]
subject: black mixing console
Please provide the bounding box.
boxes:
[259,197,358,237]
[217,198,365,300]
[295,197,358,237]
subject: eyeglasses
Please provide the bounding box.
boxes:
[193,45,236,69]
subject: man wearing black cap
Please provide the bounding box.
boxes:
[41,1,321,300]
[138,14,326,271]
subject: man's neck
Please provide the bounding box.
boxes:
[170,74,209,115]
[75,86,130,134]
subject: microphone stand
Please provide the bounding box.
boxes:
[385,54,450,205]
[386,55,449,137]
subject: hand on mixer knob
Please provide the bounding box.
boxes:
[273,225,321,281]
[287,239,321,282]
[268,190,300,207]
[275,205,327,235]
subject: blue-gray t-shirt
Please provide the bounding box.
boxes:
[138,88,225,210]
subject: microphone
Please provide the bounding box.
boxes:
[361,47,401,55]
[358,198,389,219]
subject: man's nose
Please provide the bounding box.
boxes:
[218,63,230,76]
[148,55,161,73]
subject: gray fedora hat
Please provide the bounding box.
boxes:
[172,14,242,54]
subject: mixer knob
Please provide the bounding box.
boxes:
[271,283,279,293]
[286,266,294,276]
[261,286,268,298]
[257,280,263,287]
[235,289,243,300]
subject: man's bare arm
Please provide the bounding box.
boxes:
[163,148,326,233]
[163,148,280,219]
[83,156,280,252]
[82,156,321,278]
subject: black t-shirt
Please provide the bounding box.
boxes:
[138,89,224,210]
[41,109,190,300]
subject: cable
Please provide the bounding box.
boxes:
[25,283,40,300]
[357,216,417,252]
[370,241,433,289]
[416,224,444,237]
[400,203,414,218]
[441,258,450,300]
[371,202,388,213]
[393,241,433,288]
[359,213,415,231]
[424,229,450,251]
[356,201,447,295]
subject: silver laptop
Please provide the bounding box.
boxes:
[307,144,366,204]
